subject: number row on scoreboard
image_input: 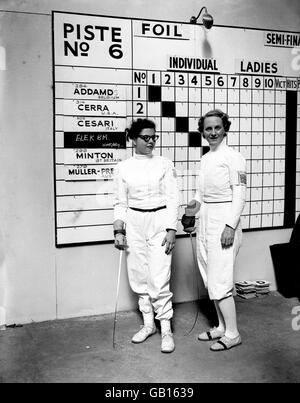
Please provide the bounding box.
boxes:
[133,71,291,89]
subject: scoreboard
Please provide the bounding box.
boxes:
[52,11,300,247]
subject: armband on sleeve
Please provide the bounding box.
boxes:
[238,171,247,186]
[114,229,126,236]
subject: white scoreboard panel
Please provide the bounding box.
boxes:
[52,11,300,247]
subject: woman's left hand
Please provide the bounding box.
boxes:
[162,229,176,255]
[221,225,235,249]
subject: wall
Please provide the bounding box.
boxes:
[0,0,299,325]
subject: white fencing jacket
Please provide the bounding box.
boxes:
[194,141,247,229]
[113,153,179,231]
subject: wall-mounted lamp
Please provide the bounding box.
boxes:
[190,6,214,29]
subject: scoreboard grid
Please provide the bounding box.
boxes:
[129,70,298,230]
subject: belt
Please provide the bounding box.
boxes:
[129,205,166,212]
[204,200,232,204]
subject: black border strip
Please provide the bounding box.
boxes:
[284,90,297,227]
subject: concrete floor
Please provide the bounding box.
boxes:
[0,292,300,383]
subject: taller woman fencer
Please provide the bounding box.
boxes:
[182,109,246,351]
[113,118,179,353]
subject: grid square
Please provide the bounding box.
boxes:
[253,104,263,117]
[176,102,188,117]
[189,147,201,160]
[215,103,228,113]
[252,90,263,103]
[252,118,263,131]
[148,85,161,102]
[274,186,284,199]
[161,132,175,147]
[274,172,285,186]
[162,101,176,117]
[148,101,160,116]
[240,90,251,103]
[176,132,188,147]
[264,131,275,144]
[162,87,175,101]
[273,213,284,226]
[215,89,227,103]
[250,215,262,228]
[251,201,262,214]
[264,104,275,117]
[262,214,273,227]
[189,88,201,102]
[227,103,239,117]
[264,90,275,103]
[176,87,188,102]
[189,131,202,147]
[274,200,284,212]
[251,187,262,200]
[189,117,199,132]
[274,160,285,172]
[228,89,239,103]
[251,174,263,187]
[189,103,201,117]
[202,88,214,102]
[161,147,174,160]
[176,117,189,132]
[240,104,251,117]
[227,132,239,145]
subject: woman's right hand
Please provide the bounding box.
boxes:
[114,233,128,250]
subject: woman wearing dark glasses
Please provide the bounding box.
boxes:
[113,118,179,353]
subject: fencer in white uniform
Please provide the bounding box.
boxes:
[113,118,179,353]
[182,109,246,352]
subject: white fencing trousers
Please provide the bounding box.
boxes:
[126,208,173,321]
[196,202,242,301]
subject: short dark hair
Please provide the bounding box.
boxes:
[126,119,156,140]
[198,109,231,134]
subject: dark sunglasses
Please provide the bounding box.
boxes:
[137,134,159,142]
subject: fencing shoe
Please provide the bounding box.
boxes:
[131,325,156,344]
[161,331,175,353]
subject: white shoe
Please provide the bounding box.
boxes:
[131,325,156,344]
[161,331,175,353]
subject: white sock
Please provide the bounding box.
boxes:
[160,319,171,334]
[143,313,154,328]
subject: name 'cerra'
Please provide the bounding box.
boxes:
[77,104,109,112]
